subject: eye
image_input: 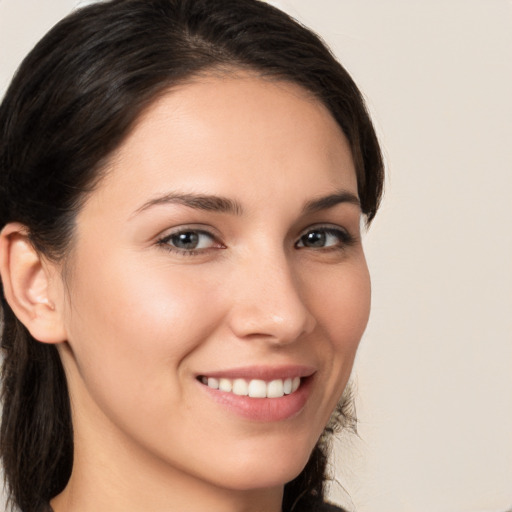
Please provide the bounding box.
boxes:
[157,229,222,254]
[295,226,354,250]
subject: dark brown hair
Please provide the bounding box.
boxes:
[0,1,384,511]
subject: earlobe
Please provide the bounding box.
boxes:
[0,223,67,344]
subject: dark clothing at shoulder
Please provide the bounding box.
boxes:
[35,505,53,512]
[318,502,348,512]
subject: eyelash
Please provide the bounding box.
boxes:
[156,225,355,256]
[295,226,355,251]
[156,229,223,256]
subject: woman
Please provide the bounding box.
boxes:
[0,0,384,511]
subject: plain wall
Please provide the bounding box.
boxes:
[1,1,511,511]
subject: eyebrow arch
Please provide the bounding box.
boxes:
[133,193,244,217]
[302,190,361,214]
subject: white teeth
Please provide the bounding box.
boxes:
[207,377,219,389]
[267,379,284,398]
[202,376,302,398]
[218,378,232,392]
[248,379,267,398]
[232,378,249,396]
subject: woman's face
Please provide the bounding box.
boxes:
[56,75,371,497]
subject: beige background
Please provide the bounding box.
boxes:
[1,1,511,511]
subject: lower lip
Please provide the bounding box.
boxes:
[198,377,313,422]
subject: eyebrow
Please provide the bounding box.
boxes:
[133,189,360,218]
[302,190,361,213]
[133,193,244,216]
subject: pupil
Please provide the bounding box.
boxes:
[305,231,325,247]
[173,232,199,249]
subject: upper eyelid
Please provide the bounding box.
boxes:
[155,227,222,252]
[156,228,224,255]
[156,224,221,241]
[159,229,215,242]
[294,224,357,247]
[297,223,351,237]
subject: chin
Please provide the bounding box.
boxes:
[208,442,315,492]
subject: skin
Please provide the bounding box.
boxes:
[33,75,370,512]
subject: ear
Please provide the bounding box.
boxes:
[0,223,67,344]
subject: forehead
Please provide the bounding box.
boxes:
[87,74,357,215]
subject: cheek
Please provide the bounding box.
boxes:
[309,259,371,399]
[61,256,234,462]
[315,259,371,347]
[63,254,226,402]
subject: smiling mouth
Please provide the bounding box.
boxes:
[198,376,302,398]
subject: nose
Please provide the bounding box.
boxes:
[226,251,316,344]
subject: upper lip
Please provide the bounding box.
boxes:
[197,365,316,381]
